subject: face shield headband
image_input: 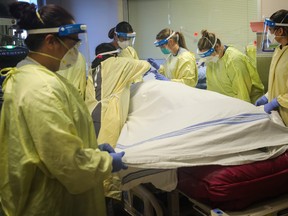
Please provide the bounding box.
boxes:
[154,31,176,47]
[115,31,136,46]
[27,24,87,36]
[95,49,120,59]
[27,24,91,77]
[197,37,217,58]
[262,17,288,51]
[264,17,288,29]
[115,31,136,39]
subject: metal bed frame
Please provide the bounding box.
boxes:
[123,185,288,216]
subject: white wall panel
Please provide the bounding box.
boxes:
[128,0,259,59]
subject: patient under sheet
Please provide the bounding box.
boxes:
[115,80,288,190]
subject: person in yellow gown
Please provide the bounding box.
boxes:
[108,21,139,59]
[255,9,288,125]
[197,29,264,104]
[91,43,150,148]
[0,2,126,216]
[87,43,150,214]
[147,28,198,87]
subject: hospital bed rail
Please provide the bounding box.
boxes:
[123,185,164,216]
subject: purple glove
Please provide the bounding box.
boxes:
[147,68,169,81]
[255,95,268,106]
[110,152,128,173]
[264,98,279,114]
[147,58,160,70]
[154,72,170,81]
[98,143,115,153]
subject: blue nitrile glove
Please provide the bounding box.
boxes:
[110,151,128,173]
[98,143,115,153]
[255,95,268,106]
[147,58,160,70]
[264,98,279,114]
[153,71,170,81]
[146,68,169,81]
[154,71,169,81]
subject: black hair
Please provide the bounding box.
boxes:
[9,2,74,50]
[270,9,288,35]
[0,2,11,18]
[92,43,117,68]
[108,21,133,39]
[270,9,288,23]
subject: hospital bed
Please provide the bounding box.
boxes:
[115,80,288,216]
[122,172,288,216]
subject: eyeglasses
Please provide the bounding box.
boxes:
[65,36,82,43]
[56,36,81,50]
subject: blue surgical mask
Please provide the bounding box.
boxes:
[161,47,171,55]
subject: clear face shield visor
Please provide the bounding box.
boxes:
[153,31,175,47]
[27,24,91,77]
[115,31,136,46]
[262,18,288,51]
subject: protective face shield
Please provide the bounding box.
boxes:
[205,55,219,63]
[154,31,175,47]
[117,40,130,49]
[57,38,80,70]
[267,31,280,48]
[262,18,288,51]
[115,31,136,48]
[27,24,91,75]
[197,37,217,58]
[198,54,219,65]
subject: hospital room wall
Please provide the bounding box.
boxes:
[261,0,288,19]
[42,0,287,61]
[126,0,262,60]
[127,0,288,60]
[46,0,126,60]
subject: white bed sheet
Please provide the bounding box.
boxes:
[116,80,288,190]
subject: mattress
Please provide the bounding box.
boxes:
[177,151,288,211]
